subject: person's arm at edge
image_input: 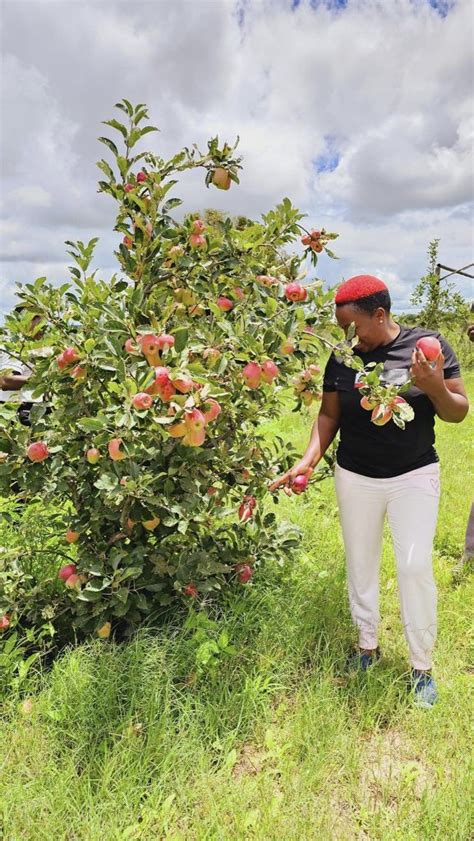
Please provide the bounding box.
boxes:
[268,391,341,491]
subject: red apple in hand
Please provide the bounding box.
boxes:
[415,336,442,361]
[291,474,309,494]
[26,442,49,462]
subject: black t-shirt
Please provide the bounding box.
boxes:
[323,324,461,478]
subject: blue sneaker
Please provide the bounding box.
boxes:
[347,646,381,672]
[411,670,438,708]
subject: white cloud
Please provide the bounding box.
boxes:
[0,0,473,317]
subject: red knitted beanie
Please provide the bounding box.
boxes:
[335,275,388,305]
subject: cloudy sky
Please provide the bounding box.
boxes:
[1,0,473,317]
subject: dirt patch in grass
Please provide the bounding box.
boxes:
[359,728,431,811]
[232,742,267,778]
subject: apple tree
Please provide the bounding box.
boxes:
[0,100,343,639]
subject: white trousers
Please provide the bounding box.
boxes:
[334,462,441,671]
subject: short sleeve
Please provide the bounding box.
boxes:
[323,353,338,392]
[438,333,461,379]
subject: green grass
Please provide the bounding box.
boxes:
[1,378,473,840]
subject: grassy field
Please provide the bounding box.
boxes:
[0,378,473,840]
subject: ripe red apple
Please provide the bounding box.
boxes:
[0,614,11,631]
[284,282,307,303]
[185,408,206,431]
[173,375,195,394]
[261,360,279,384]
[203,347,221,367]
[280,338,296,354]
[202,398,221,423]
[242,362,262,389]
[235,563,253,584]
[169,422,187,438]
[132,392,153,411]
[65,529,80,544]
[108,438,127,461]
[26,442,49,462]
[153,366,171,387]
[57,347,80,369]
[415,336,441,361]
[217,296,233,312]
[124,183,134,193]
[86,447,101,464]
[238,495,256,523]
[360,395,378,411]
[157,334,175,350]
[212,167,231,190]
[136,171,147,183]
[189,233,206,249]
[301,234,312,246]
[184,584,198,597]
[311,241,323,253]
[65,573,82,589]
[123,235,134,249]
[256,274,278,287]
[124,338,138,354]
[371,405,393,426]
[291,474,309,494]
[168,245,184,259]
[157,381,176,402]
[58,563,77,582]
[138,333,161,358]
[183,426,206,447]
[70,365,86,380]
[192,219,205,234]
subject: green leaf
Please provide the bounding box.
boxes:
[173,328,188,353]
[77,416,109,432]
[102,118,128,139]
[98,137,119,156]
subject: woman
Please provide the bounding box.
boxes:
[270,275,469,707]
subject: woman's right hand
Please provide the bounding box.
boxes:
[268,455,316,493]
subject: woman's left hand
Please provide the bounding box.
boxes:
[410,348,445,395]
